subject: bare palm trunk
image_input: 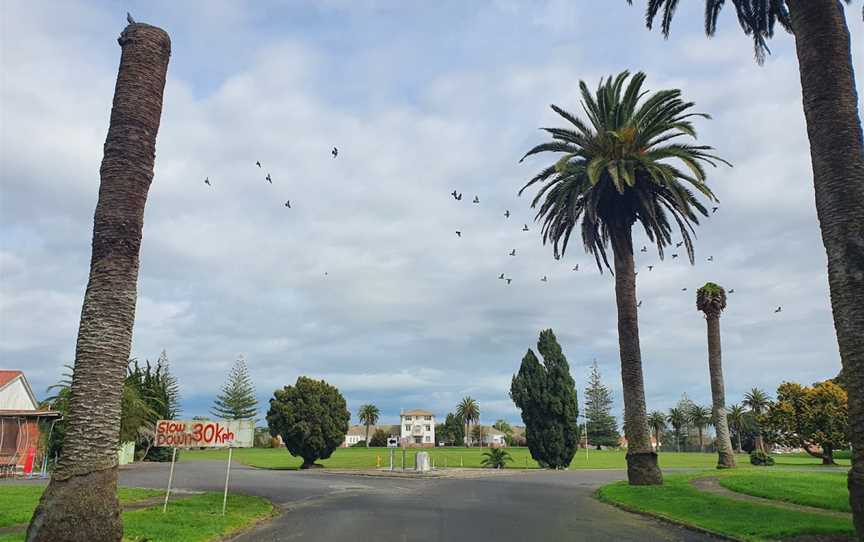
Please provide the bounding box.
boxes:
[365,423,370,445]
[611,226,662,485]
[784,1,864,534]
[705,316,736,468]
[735,426,743,454]
[26,22,170,542]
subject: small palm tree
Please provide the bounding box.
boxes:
[727,403,747,453]
[648,411,667,453]
[456,397,479,447]
[743,388,771,452]
[358,404,380,446]
[688,405,713,453]
[696,282,736,468]
[481,448,513,469]
[519,71,727,485]
[667,407,687,453]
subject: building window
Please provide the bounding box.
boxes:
[424,415,431,421]
[404,416,412,421]
[424,425,430,431]
[404,424,411,432]
[425,436,431,442]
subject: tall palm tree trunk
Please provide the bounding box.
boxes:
[365,423,370,445]
[735,426,743,454]
[611,227,662,485]
[26,22,170,542]
[706,316,736,468]
[784,2,864,532]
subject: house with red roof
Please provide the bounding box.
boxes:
[0,370,61,475]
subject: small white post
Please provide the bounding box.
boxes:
[222,447,233,516]
[162,447,177,513]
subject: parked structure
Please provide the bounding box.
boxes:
[400,409,435,448]
[0,370,61,475]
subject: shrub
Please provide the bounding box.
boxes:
[481,448,513,469]
[350,440,367,448]
[750,450,775,466]
[369,429,388,447]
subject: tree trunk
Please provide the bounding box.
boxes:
[736,428,743,454]
[26,22,170,542]
[705,316,736,468]
[785,1,864,535]
[823,444,836,466]
[698,427,704,453]
[611,226,662,485]
[365,424,370,445]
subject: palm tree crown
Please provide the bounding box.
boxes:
[743,388,771,415]
[519,71,727,270]
[689,405,713,430]
[696,282,727,318]
[358,404,380,428]
[456,397,479,424]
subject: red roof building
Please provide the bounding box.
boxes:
[0,370,61,475]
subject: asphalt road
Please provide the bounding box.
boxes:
[119,461,713,542]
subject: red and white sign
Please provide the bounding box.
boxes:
[155,420,254,448]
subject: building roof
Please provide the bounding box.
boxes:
[400,409,434,417]
[346,424,400,437]
[0,370,24,388]
[0,370,39,410]
[0,410,62,418]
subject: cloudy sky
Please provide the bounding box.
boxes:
[2,1,862,428]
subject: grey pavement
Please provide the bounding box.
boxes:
[118,461,715,542]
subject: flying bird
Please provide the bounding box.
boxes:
[729,289,735,294]
[126,12,136,24]
[647,265,654,271]
[455,231,462,238]
[473,196,480,204]
[204,177,211,186]
[332,147,338,158]
[522,224,529,232]
[540,276,548,282]
[324,272,328,276]
[456,193,463,201]
[681,287,688,291]
[284,200,291,208]
[672,254,679,259]
[634,271,639,277]
[640,246,647,252]
[498,273,505,280]
[266,173,272,184]
[707,256,714,262]
[675,242,683,248]
[504,210,510,218]
[572,264,579,271]
[775,306,782,313]
[506,278,512,285]
[451,190,458,199]
[637,300,642,308]
[256,161,261,168]
[509,249,516,256]
[554,254,561,261]
[712,206,719,213]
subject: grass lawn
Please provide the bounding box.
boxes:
[597,471,853,541]
[716,469,850,513]
[0,485,273,542]
[182,446,844,471]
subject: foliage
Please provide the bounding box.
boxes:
[743,388,771,415]
[350,440,367,448]
[518,70,725,270]
[439,413,465,445]
[510,329,579,469]
[266,376,350,467]
[647,411,666,450]
[369,429,388,447]
[696,282,726,317]
[764,380,849,463]
[357,404,380,443]
[456,397,479,446]
[666,406,689,452]
[480,447,513,469]
[211,356,258,421]
[584,361,620,448]
[253,427,273,448]
[750,450,775,466]
[727,403,757,452]
[688,404,713,451]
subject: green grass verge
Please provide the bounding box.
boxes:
[0,485,272,542]
[597,473,853,541]
[182,446,844,470]
[716,469,850,513]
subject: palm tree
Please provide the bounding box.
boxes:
[519,71,727,485]
[626,0,864,529]
[358,404,380,445]
[743,388,771,453]
[456,397,479,447]
[648,411,667,452]
[667,408,687,453]
[26,21,171,542]
[696,283,736,469]
[727,403,747,453]
[481,448,513,469]
[688,405,713,453]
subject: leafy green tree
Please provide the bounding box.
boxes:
[211,357,258,420]
[764,381,849,465]
[128,353,181,461]
[648,411,666,453]
[584,361,621,449]
[688,405,713,453]
[666,407,688,453]
[625,0,864,527]
[519,71,726,485]
[266,377,350,469]
[369,428,388,448]
[357,404,380,445]
[727,404,749,453]
[441,412,465,446]
[493,419,515,445]
[456,397,479,447]
[697,283,736,468]
[481,448,513,469]
[743,388,772,452]
[510,329,579,469]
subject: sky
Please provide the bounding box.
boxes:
[1,1,862,428]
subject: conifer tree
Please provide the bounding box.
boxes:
[211,356,258,420]
[584,361,621,449]
[510,329,579,468]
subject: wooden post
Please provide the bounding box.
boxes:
[162,447,177,513]
[222,448,233,516]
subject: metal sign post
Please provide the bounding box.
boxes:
[222,447,233,516]
[162,447,177,513]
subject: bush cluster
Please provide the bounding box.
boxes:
[749,450,775,466]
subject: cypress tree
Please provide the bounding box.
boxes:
[510,329,579,468]
[584,360,620,449]
[211,356,258,420]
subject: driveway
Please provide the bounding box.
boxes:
[120,461,713,541]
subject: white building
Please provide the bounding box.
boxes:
[400,409,435,448]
